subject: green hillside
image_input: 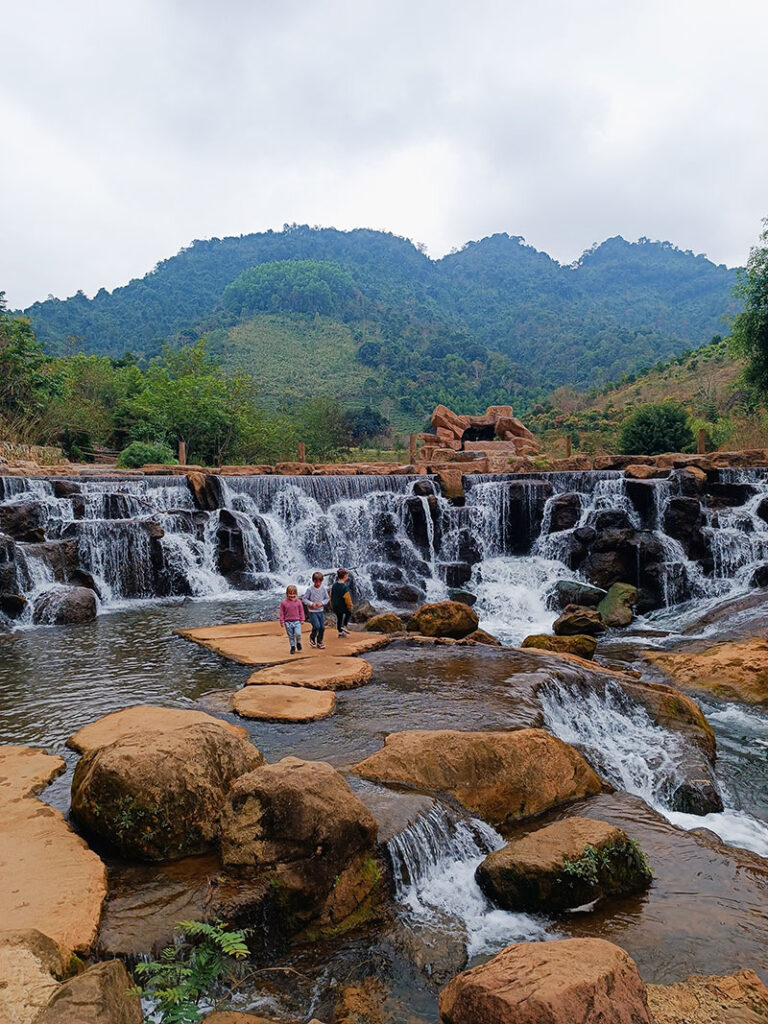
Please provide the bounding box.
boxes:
[21,225,741,424]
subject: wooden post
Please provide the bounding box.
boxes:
[409,432,417,465]
[697,428,707,454]
[565,433,572,458]
[177,440,187,466]
[298,441,306,463]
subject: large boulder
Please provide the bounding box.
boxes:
[71,722,264,860]
[546,493,582,533]
[0,500,47,542]
[364,612,404,633]
[597,583,638,627]
[647,969,768,1024]
[407,601,479,639]
[553,604,606,637]
[521,634,597,660]
[353,729,602,827]
[67,705,248,754]
[34,960,143,1024]
[32,586,97,625]
[475,817,652,913]
[219,758,379,931]
[547,580,606,610]
[438,938,652,1024]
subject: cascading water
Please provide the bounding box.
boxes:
[387,802,549,957]
[539,679,768,856]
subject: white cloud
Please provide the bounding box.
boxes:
[1,0,766,307]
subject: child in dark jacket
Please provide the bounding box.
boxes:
[330,568,353,637]
[279,584,305,654]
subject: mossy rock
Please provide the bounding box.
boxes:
[475,816,652,913]
[521,634,597,659]
[364,612,404,633]
[598,583,638,627]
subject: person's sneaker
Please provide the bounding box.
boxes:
[290,647,296,655]
[309,639,317,648]
[297,642,302,652]
[341,628,351,636]
[317,643,326,649]
[337,633,344,638]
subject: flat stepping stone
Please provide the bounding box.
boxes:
[67,705,248,753]
[181,623,391,666]
[233,685,336,722]
[177,621,287,641]
[247,656,373,690]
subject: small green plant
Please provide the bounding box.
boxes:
[133,920,249,1024]
[117,440,178,468]
[618,401,694,455]
[562,844,600,884]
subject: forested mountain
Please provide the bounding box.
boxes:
[22,225,739,419]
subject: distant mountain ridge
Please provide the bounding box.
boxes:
[22,225,740,415]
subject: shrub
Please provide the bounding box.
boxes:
[117,440,178,468]
[618,402,694,455]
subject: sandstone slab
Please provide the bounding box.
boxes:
[646,638,768,704]
[246,655,372,690]
[181,621,390,666]
[0,746,106,954]
[233,685,335,721]
[647,969,768,1024]
[438,937,652,1024]
[67,704,247,753]
[354,729,602,826]
[475,816,652,912]
[72,722,264,861]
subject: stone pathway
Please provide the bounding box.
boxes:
[246,656,373,690]
[177,621,390,665]
[0,746,106,953]
[232,685,336,722]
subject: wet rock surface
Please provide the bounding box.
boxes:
[475,816,652,912]
[522,634,597,659]
[34,959,143,1024]
[33,585,97,625]
[553,604,606,636]
[646,637,768,704]
[647,968,768,1024]
[407,601,479,639]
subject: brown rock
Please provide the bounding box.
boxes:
[521,634,598,659]
[438,937,652,1024]
[408,601,479,639]
[204,1014,281,1024]
[647,969,768,1024]
[32,586,97,625]
[353,729,602,826]
[485,404,515,420]
[274,462,313,475]
[34,960,142,1024]
[0,747,106,954]
[461,628,502,647]
[597,583,638,627]
[553,604,606,637]
[332,978,387,1024]
[624,464,669,479]
[232,684,335,722]
[475,817,652,912]
[495,416,535,441]
[246,656,373,690]
[67,705,248,754]
[646,638,768,704]
[219,758,379,928]
[71,722,264,861]
[364,612,404,633]
[431,404,470,435]
[0,930,71,1024]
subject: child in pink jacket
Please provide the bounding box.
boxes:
[279,585,305,654]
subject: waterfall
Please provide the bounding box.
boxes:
[540,679,768,856]
[387,802,549,956]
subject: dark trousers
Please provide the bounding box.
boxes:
[308,610,325,644]
[334,607,351,633]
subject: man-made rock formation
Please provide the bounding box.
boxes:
[67,705,248,753]
[553,604,606,637]
[232,684,335,722]
[32,586,97,625]
[219,758,379,932]
[427,404,540,460]
[34,959,143,1024]
[475,817,652,912]
[597,583,638,627]
[521,634,597,659]
[438,937,652,1024]
[0,746,106,953]
[71,722,264,860]
[407,601,479,639]
[354,729,602,826]
[647,638,768,704]
[246,656,373,690]
[364,612,405,633]
[647,969,768,1024]
[0,929,72,1024]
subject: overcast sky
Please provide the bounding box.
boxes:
[1,0,767,309]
